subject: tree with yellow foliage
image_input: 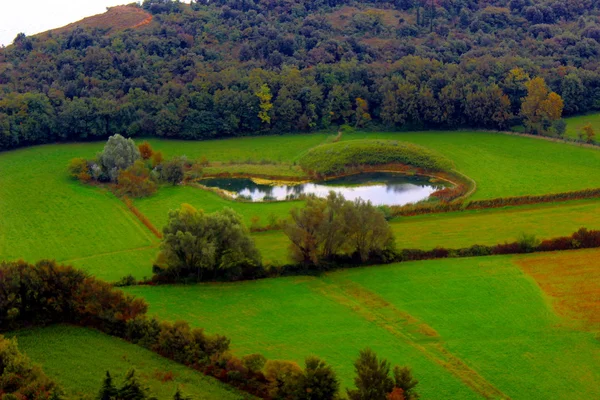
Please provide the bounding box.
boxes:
[580,123,596,143]
[255,83,273,125]
[520,77,564,135]
[355,97,371,128]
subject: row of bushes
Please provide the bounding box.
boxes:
[396,228,600,262]
[298,139,454,177]
[0,260,419,400]
[389,185,600,218]
[465,187,600,210]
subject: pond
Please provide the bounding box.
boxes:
[200,172,447,206]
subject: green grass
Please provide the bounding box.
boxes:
[134,185,303,230]
[244,198,600,266]
[340,131,600,200]
[564,112,600,140]
[0,143,157,266]
[125,252,600,400]
[298,139,452,175]
[4,132,600,278]
[10,325,247,400]
[142,133,331,163]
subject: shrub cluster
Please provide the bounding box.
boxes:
[68,135,207,198]
[298,140,453,177]
[152,205,263,283]
[0,335,62,400]
[285,192,396,266]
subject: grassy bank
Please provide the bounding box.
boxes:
[11,325,247,400]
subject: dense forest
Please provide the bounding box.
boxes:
[1,0,600,149]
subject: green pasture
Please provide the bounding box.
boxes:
[564,112,600,140]
[340,131,600,200]
[11,325,246,400]
[4,132,600,280]
[0,143,157,267]
[253,198,600,265]
[126,253,600,400]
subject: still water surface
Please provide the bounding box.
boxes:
[201,172,445,206]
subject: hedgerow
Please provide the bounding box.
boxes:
[466,187,600,210]
[298,140,453,177]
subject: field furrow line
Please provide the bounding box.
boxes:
[308,278,509,400]
[60,244,158,263]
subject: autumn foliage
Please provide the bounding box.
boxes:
[138,141,154,160]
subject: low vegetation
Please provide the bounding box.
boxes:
[0,260,420,399]
[126,251,600,399]
[153,205,262,282]
[298,139,453,177]
[13,325,245,400]
[0,335,61,400]
[285,192,395,266]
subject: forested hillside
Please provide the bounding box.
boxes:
[1,0,600,149]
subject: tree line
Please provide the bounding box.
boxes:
[1,0,598,150]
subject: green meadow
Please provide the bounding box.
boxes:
[564,112,600,140]
[2,131,600,399]
[4,131,600,279]
[10,325,246,400]
[125,252,600,400]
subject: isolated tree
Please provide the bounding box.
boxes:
[347,348,394,400]
[99,134,141,181]
[118,369,149,400]
[285,192,394,266]
[296,356,340,400]
[580,122,596,143]
[285,196,327,265]
[98,371,118,400]
[343,198,395,262]
[393,366,419,400]
[155,205,261,281]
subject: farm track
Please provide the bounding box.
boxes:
[308,277,509,399]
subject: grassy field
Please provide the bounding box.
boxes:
[10,325,246,400]
[126,250,600,400]
[340,131,600,200]
[2,131,600,399]
[253,198,600,265]
[564,113,600,140]
[3,132,600,279]
[0,144,158,277]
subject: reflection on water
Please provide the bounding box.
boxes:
[200,173,446,206]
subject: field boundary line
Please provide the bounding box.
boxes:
[60,244,158,264]
[309,278,509,400]
[120,196,163,239]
